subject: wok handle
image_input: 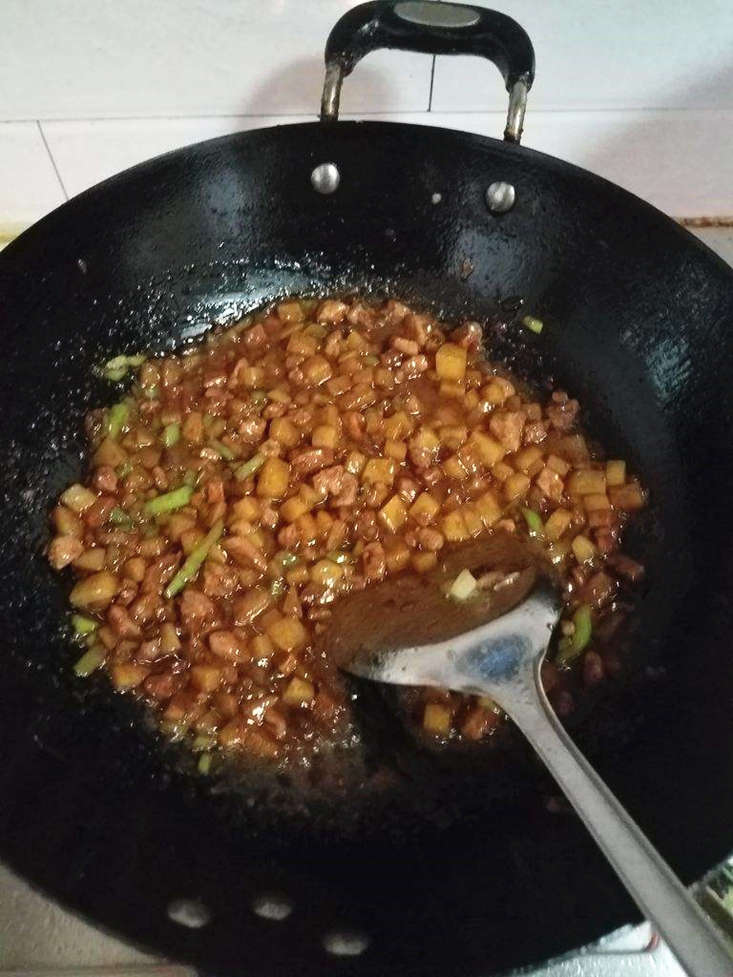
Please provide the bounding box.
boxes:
[320,0,534,143]
[503,663,733,977]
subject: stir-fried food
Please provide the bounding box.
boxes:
[47,297,646,766]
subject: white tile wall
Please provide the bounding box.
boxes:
[1,0,732,229]
[430,0,733,112]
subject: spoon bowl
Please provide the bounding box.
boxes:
[332,543,732,977]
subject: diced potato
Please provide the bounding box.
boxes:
[609,482,645,511]
[464,389,480,411]
[442,509,469,542]
[69,571,119,610]
[435,342,467,381]
[94,437,127,468]
[474,491,502,527]
[362,457,396,485]
[546,453,570,477]
[296,512,318,544]
[571,534,596,564]
[384,438,407,461]
[190,665,222,693]
[514,446,544,474]
[423,703,451,735]
[439,425,468,450]
[53,505,84,537]
[482,381,508,405]
[73,547,107,572]
[287,333,317,357]
[583,493,611,511]
[231,496,260,522]
[302,355,332,386]
[267,616,308,652]
[411,426,440,459]
[383,410,413,440]
[491,460,514,483]
[567,469,606,496]
[606,460,627,486]
[257,457,291,499]
[409,492,440,523]
[110,663,150,691]
[442,454,469,480]
[61,483,96,513]
[504,472,531,502]
[282,676,315,707]
[411,551,438,573]
[312,424,338,449]
[448,568,477,600]
[285,565,309,586]
[379,495,408,532]
[160,622,181,653]
[251,634,275,659]
[469,430,506,466]
[462,505,484,537]
[345,450,366,474]
[544,508,572,541]
[310,559,344,587]
[385,538,411,573]
[277,300,304,322]
[439,380,465,399]
[270,417,300,448]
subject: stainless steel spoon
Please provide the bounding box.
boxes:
[336,574,732,977]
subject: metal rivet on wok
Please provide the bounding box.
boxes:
[311,162,340,194]
[167,898,211,928]
[486,181,516,213]
[323,930,370,956]
[251,893,293,920]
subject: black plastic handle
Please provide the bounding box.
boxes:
[320,1,534,141]
[325,0,534,90]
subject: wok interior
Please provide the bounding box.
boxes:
[0,123,731,977]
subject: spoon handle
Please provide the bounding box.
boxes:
[504,664,733,977]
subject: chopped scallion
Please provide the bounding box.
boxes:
[270,577,286,597]
[101,353,145,381]
[235,453,265,481]
[165,519,224,598]
[72,614,98,635]
[556,604,593,666]
[275,550,298,568]
[522,315,544,335]
[74,645,105,677]
[198,753,212,775]
[116,460,133,479]
[251,390,267,405]
[162,423,180,447]
[522,507,544,535]
[105,402,129,439]
[326,549,353,565]
[144,485,193,516]
[210,439,235,461]
[109,506,132,527]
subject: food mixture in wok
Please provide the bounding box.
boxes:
[47,297,646,769]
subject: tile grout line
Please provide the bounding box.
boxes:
[36,120,68,200]
[427,55,436,111]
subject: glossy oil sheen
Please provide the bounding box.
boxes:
[0,121,731,977]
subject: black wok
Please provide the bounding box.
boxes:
[0,3,732,975]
